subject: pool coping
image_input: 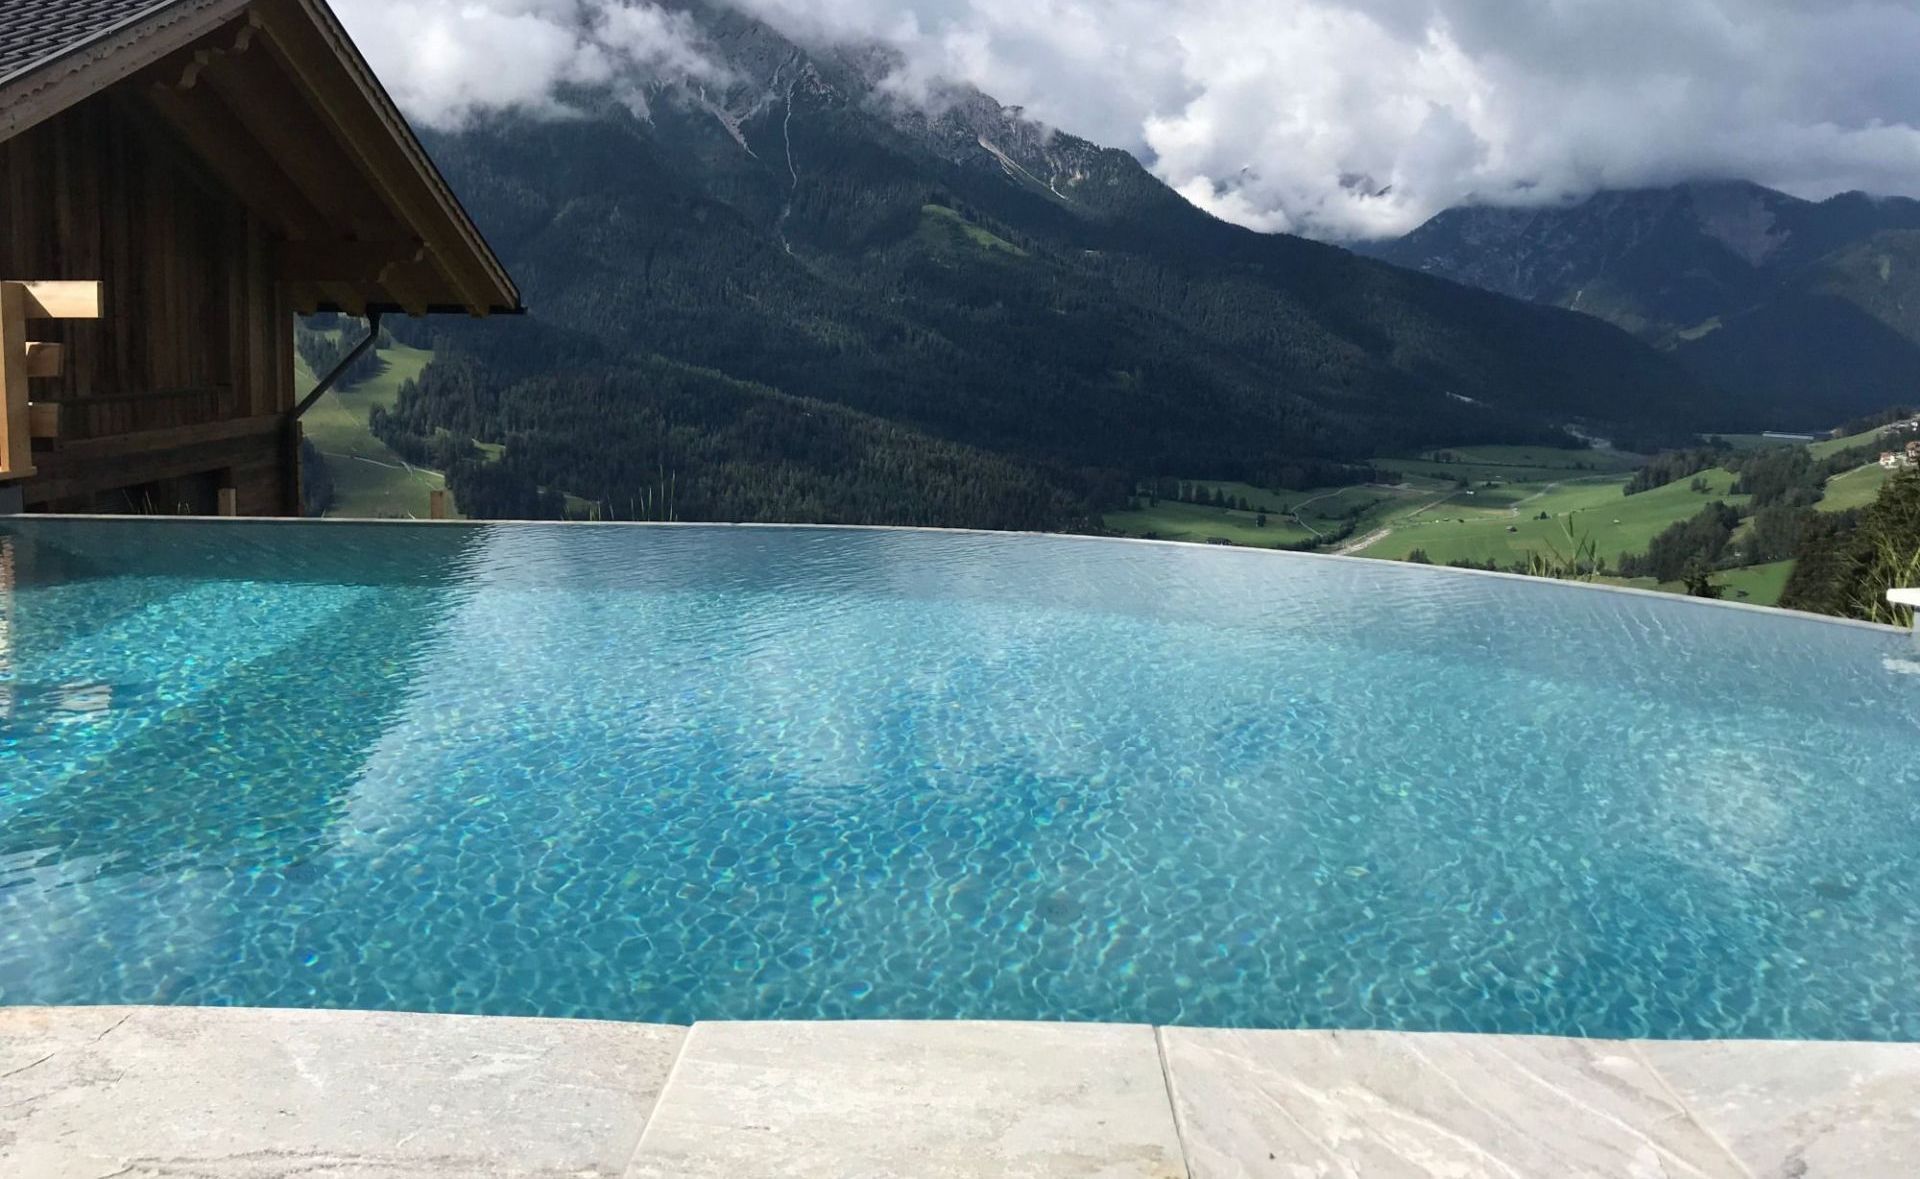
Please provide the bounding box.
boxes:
[3,1006,1916,1177]
[4,512,1912,638]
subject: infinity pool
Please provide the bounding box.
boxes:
[1,519,1916,1038]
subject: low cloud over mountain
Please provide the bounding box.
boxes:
[336,0,1920,240]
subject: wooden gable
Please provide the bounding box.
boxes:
[0,0,519,514]
[2,0,520,317]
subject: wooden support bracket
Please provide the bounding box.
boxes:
[24,342,62,378]
[17,281,101,320]
[27,403,60,440]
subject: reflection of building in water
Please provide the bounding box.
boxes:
[0,537,10,721]
[47,682,112,722]
[0,535,113,722]
[0,534,11,721]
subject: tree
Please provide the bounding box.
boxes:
[1781,470,1920,623]
[1617,502,1740,582]
[1742,505,1812,565]
[1681,562,1723,599]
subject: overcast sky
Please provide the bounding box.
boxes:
[335,0,1920,239]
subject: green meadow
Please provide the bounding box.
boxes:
[1104,480,1446,550]
[1104,428,1897,609]
[1355,467,1747,567]
[297,341,453,519]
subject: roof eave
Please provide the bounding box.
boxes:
[0,0,252,142]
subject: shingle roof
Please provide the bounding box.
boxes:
[0,0,181,86]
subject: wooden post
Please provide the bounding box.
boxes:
[217,487,239,517]
[0,284,30,480]
[2,281,101,481]
[428,488,449,520]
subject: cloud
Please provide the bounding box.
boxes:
[333,0,731,126]
[334,0,1920,239]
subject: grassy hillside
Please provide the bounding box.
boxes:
[1707,559,1797,603]
[1103,432,1906,610]
[1810,424,1890,459]
[1380,445,1643,483]
[1355,467,1746,567]
[1102,500,1317,548]
[298,342,454,519]
[1104,481,1439,549]
[1818,463,1892,512]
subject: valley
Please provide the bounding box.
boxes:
[264,1,1920,629]
[295,311,1910,615]
[1104,429,1908,608]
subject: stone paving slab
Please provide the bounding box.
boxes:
[6,1008,1920,1178]
[1636,1038,1920,1177]
[622,1020,1188,1178]
[1160,1027,1745,1178]
[0,1006,685,1178]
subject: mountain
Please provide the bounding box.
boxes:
[377,0,1737,525]
[1363,182,1920,427]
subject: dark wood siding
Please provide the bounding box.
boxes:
[1,90,295,513]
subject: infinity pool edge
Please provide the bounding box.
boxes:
[5,512,1908,637]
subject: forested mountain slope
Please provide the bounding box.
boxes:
[382,0,1737,524]
[1365,183,1920,427]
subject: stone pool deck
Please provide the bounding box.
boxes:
[2,1008,1916,1177]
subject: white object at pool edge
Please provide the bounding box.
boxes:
[1890,588,1920,651]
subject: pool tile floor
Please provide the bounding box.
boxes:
[3,1006,1917,1177]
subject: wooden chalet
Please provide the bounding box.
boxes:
[0,0,519,515]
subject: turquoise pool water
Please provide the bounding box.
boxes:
[1,519,1916,1039]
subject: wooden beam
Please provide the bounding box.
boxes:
[141,80,334,240]
[173,20,258,91]
[318,283,369,318]
[24,343,63,378]
[0,284,31,478]
[3,284,94,469]
[280,239,423,283]
[42,413,283,464]
[369,258,440,317]
[23,422,283,505]
[252,0,511,313]
[192,34,402,238]
[27,403,61,440]
[16,281,100,320]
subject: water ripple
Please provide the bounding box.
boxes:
[0,520,1916,1040]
